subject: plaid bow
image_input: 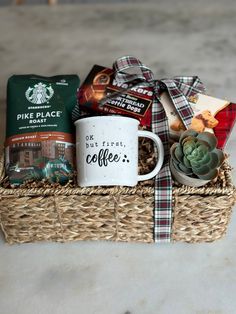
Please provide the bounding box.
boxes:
[113,56,205,243]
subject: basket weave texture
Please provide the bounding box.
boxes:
[0,154,235,244]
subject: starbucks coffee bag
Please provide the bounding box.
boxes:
[5,75,80,185]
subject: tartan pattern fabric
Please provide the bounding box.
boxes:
[153,78,204,242]
[174,76,206,97]
[151,99,172,242]
[162,78,205,129]
[162,79,194,129]
[113,55,154,83]
[113,56,205,243]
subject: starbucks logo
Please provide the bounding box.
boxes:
[25,82,54,104]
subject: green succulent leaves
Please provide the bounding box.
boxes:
[171,130,224,181]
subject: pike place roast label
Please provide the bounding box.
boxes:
[5,75,79,185]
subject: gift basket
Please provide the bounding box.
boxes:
[0,56,235,244]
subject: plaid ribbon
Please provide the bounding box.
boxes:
[113,56,205,243]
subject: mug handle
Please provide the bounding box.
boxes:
[137,130,164,182]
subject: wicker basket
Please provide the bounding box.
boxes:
[0,152,235,244]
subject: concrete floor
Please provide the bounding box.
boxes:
[0,2,236,314]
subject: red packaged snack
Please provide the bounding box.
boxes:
[77,65,153,126]
[214,102,236,149]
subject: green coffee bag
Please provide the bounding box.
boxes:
[5,75,80,186]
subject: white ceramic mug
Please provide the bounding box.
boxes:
[74,116,164,187]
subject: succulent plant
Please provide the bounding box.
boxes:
[171,130,224,181]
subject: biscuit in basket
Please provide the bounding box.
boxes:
[190,110,219,132]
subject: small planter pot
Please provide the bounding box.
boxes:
[170,158,210,187]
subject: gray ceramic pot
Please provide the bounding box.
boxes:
[170,157,210,187]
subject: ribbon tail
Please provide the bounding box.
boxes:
[173,76,206,95]
[154,162,172,243]
[152,98,172,243]
[162,79,195,129]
